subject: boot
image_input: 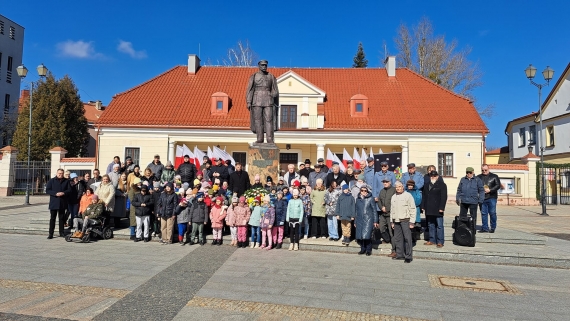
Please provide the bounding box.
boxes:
[254,242,259,248]
[288,243,294,251]
[212,239,217,245]
[266,241,272,250]
[277,242,282,249]
[217,239,222,246]
[294,243,299,251]
[250,242,256,249]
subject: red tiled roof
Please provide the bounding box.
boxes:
[98,66,488,133]
[488,164,529,171]
[61,157,96,163]
[521,152,539,159]
[83,103,105,123]
[486,146,509,155]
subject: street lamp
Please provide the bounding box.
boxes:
[16,63,48,205]
[525,64,554,216]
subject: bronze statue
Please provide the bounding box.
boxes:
[246,60,279,144]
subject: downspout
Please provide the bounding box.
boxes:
[95,124,100,169]
[482,133,486,164]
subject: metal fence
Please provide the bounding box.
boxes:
[539,165,570,205]
[13,161,51,195]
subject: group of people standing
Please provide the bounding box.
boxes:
[45,152,501,263]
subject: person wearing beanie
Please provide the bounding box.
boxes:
[157,182,178,244]
[378,178,396,256]
[150,181,162,238]
[248,198,263,248]
[325,181,342,241]
[72,193,103,239]
[160,161,176,185]
[282,186,291,201]
[309,164,327,189]
[177,154,198,186]
[258,194,275,250]
[132,184,154,242]
[355,184,378,256]
[79,187,94,218]
[211,158,230,184]
[210,196,228,245]
[225,196,240,246]
[232,196,251,248]
[189,192,209,245]
[286,188,304,251]
[405,179,423,246]
[298,185,312,239]
[127,175,143,240]
[174,191,192,246]
[336,184,356,245]
[140,168,157,193]
[272,190,288,249]
[252,174,263,189]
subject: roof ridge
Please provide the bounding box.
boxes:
[112,65,182,98]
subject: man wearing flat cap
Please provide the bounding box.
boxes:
[246,60,279,144]
[373,161,396,205]
[299,159,314,179]
[400,163,424,192]
[317,158,329,173]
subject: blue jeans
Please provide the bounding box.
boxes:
[250,226,260,243]
[480,198,497,231]
[327,215,339,239]
[427,216,444,245]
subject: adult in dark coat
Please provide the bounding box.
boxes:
[177,155,197,185]
[354,184,378,256]
[422,171,448,246]
[211,158,230,183]
[325,164,347,188]
[46,169,71,239]
[228,163,251,197]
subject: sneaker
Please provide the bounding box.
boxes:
[288,243,294,251]
[303,235,308,239]
[250,242,256,249]
[180,242,185,246]
[266,245,272,251]
[436,244,444,248]
[254,243,259,249]
[341,238,346,245]
[321,236,327,239]
[479,229,489,233]
[144,238,149,243]
[490,229,495,233]
[134,238,141,243]
[259,245,266,249]
[293,243,299,251]
[311,236,317,239]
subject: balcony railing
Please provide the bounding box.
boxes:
[279,115,323,130]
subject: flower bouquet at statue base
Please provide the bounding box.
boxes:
[243,187,268,208]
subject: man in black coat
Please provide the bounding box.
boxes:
[298,159,314,179]
[177,155,197,185]
[477,164,500,233]
[211,158,230,183]
[46,169,72,239]
[228,163,251,197]
[421,171,448,247]
[325,163,347,188]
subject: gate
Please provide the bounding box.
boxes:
[539,163,570,205]
[13,161,51,195]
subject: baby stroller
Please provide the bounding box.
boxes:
[65,211,114,243]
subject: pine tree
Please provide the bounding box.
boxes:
[13,74,89,160]
[352,42,368,68]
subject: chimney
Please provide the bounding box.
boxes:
[385,56,396,77]
[188,54,201,75]
[95,100,103,110]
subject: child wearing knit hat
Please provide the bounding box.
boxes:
[234,196,251,247]
[209,196,227,245]
[248,197,263,248]
[336,184,356,246]
[225,196,239,246]
[259,195,275,250]
[272,190,288,249]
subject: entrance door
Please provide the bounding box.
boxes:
[280,105,297,129]
[279,153,298,176]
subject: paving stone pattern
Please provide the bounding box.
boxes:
[92,245,236,321]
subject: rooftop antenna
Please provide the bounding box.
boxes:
[198,43,201,58]
[384,43,387,61]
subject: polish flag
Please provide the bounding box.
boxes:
[213,146,236,166]
[326,148,335,169]
[342,148,352,169]
[207,146,214,161]
[353,147,361,170]
[183,144,195,164]
[174,146,184,169]
[361,148,367,162]
[193,146,206,169]
[369,147,374,159]
[378,147,383,154]
[333,152,346,172]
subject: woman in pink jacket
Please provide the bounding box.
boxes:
[233,196,251,248]
[225,196,239,246]
[209,196,227,246]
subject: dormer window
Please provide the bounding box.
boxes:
[211,92,229,115]
[350,94,368,117]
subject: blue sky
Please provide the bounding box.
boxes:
[4,0,569,148]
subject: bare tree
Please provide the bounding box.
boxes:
[394,17,493,118]
[222,40,259,67]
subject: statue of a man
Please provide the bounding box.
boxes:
[246,60,279,144]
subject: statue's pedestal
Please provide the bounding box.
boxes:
[247,144,280,184]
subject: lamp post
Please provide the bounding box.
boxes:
[16,63,48,205]
[524,64,554,216]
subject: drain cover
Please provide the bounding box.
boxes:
[428,275,522,294]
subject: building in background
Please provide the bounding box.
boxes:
[0,14,24,146]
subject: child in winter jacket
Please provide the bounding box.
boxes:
[336,184,356,245]
[157,182,178,245]
[299,185,312,239]
[225,196,239,246]
[131,185,155,242]
[233,196,251,248]
[189,192,209,245]
[259,195,276,250]
[248,197,264,248]
[174,190,194,245]
[272,191,288,248]
[209,196,227,245]
[286,189,304,251]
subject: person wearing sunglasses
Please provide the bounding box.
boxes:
[456,167,485,227]
[354,185,378,256]
[476,164,500,233]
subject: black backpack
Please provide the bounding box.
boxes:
[452,215,476,247]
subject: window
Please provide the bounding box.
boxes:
[280,105,297,129]
[210,92,229,115]
[350,94,368,117]
[546,126,554,147]
[335,153,343,161]
[232,152,246,165]
[518,127,526,147]
[4,94,10,113]
[0,21,4,34]
[9,26,15,39]
[437,153,453,177]
[279,152,298,174]
[6,56,12,83]
[125,147,140,166]
[355,103,363,112]
[216,100,223,110]
[528,125,536,145]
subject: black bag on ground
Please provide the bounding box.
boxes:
[372,227,382,243]
[452,215,476,247]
